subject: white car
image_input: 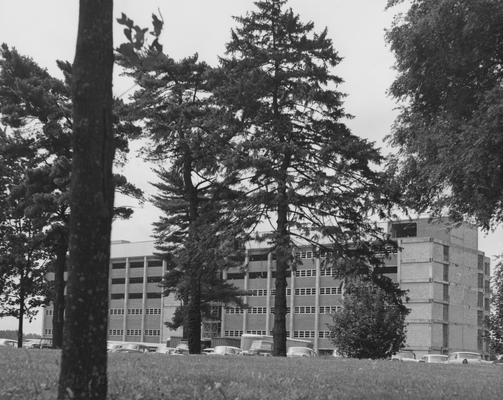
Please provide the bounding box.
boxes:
[391,351,418,362]
[419,354,448,364]
[287,347,317,357]
[447,352,490,365]
[0,338,17,347]
[210,346,242,355]
[156,345,176,355]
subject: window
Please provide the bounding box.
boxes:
[129,261,144,269]
[320,287,342,295]
[478,274,484,289]
[147,292,161,299]
[227,273,244,280]
[225,307,244,314]
[477,311,484,326]
[224,330,243,337]
[443,304,449,321]
[443,264,449,281]
[147,259,162,267]
[249,271,267,279]
[295,306,316,314]
[111,278,125,284]
[249,253,268,262]
[111,262,126,270]
[128,293,143,299]
[484,262,490,276]
[443,284,449,301]
[45,309,53,316]
[478,255,484,271]
[129,277,143,284]
[146,308,161,315]
[110,308,125,315]
[147,276,162,283]
[390,223,417,238]
[128,308,142,315]
[293,330,316,339]
[111,293,125,299]
[478,292,484,308]
[144,329,160,336]
[126,329,141,336]
[109,329,123,336]
[443,246,449,262]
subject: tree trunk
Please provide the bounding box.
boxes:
[52,234,68,349]
[273,185,289,357]
[57,1,114,399]
[17,276,25,349]
[187,275,201,354]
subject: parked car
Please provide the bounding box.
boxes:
[242,339,273,356]
[107,342,123,352]
[447,352,489,365]
[0,338,17,347]
[24,338,52,349]
[492,357,503,366]
[202,348,215,355]
[287,347,317,358]
[419,354,448,364]
[173,343,189,355]
[114,343,149,353]
[210,346,242,356]
[391,351,418,362]
[156,345,176,355]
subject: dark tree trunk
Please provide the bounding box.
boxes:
[187,276,201,354]
[57,1,114,399]
[52,234,68,349]
[17,277,25,348]
[182,150,201,353]
[273,183,289,357]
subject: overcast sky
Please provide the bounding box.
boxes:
[0,1,501,332]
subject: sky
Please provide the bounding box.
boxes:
[0,0,501,333]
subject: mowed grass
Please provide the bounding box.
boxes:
[1,347,502,400]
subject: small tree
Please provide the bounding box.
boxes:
[329,275,409,359]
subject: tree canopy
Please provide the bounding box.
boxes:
[386,0,503,229]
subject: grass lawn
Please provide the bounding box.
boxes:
[1,347,502,399]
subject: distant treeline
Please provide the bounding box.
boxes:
[0,330,41,340]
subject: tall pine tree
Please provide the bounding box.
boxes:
[219,0,390,356]
[116,14,251,353]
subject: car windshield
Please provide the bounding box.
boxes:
[458,353,481,359]
[397,352,415,359]
[429,355,447,361]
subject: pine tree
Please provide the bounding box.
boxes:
[219,0,389,356]
[116,14,251,353]
[0,44,142,348]
[0,130,49,348]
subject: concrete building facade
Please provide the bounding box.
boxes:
[41,218,491,357]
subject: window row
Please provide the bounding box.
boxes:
[110,308,125,315]
[44,329,52,335]
[110,292,162,300]
[293,330,316,339]
[45,309,53,316]
[145,329,160,336]
[111,276,163,285]
[109,329,123,336]
[246,330,268,335]
[319,306,342,314]
[111,259,163,270]
[224,330,243,337]
[126,329,142,336]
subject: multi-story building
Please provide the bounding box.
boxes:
[42,218,491,357]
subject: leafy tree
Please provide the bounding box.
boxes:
[488,257,503,355]
[116,14,250,354]
[0,131,49,348]
[329,275,409,359]
[0,44,142,348]
[57,0,114,398]
[386,0,503,230]
[218,0,389,355]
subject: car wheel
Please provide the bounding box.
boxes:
[462,359,468,364]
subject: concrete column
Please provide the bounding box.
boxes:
[141,256,148,342]
[243,264,249,334]
[314,255,321,351]
[221,270,227,337]
[160,259,167,344]
[266,252,272,334]
[122,258,129,342]
[289,267,295,338]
